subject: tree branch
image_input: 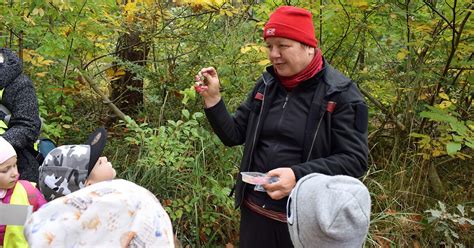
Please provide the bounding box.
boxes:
[423,0,458,33]
[77,70,131,124]
[359,87,406,131]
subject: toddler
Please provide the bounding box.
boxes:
[0,137,46,248]
[25,127,175,247]
[24,179,175,247]
[37,127,116,201]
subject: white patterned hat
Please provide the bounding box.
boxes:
[25,179,175,247]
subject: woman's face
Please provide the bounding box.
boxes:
[0,156,19,189]
[266,37,315,77]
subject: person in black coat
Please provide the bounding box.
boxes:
[194,6,368,248]
[0,48,41,182]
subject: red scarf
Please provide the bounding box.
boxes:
[276,48,323,91]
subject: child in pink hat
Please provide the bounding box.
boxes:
[0,137,46,248]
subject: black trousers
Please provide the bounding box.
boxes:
[239,204,294,248]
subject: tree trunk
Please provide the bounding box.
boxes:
[110,30,149,117]
[428,163,445,198]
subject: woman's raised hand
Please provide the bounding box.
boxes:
[194,67,222,108]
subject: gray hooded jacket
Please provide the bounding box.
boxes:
[0,48,41,182]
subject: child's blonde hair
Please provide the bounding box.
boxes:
[0,136,16,164]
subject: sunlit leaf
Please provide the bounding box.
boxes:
[438,92,449,100]
[36,72,47,77]
[240,46,252,54]
[31,8,45,17]
[182,109,190,119]
[438,100,452,109]
[258,59,270,66]
[432,149,444,157]
[351,0,369,9]
[397,48,408,61]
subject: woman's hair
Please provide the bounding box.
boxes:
[300,43,311,49]
[300,43,316,55]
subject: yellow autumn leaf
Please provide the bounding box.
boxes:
[351,0,369,9]
[182,0,224,7]
[258,59,270,66]
[124,2,137,13]
[36,72,47,77]
[41,60,54,66]
[22,15,36,25]
[143,0,154,6]
[106,68,126,80]
[31,58,40,67]
[224,10,233,17]
[396,48,408,61]
[126,14,134,23]
[438,100,452,109]
[97,43,108,50]
[432,149,444,157]
[438,92,449,100]
[34,56,54,66]
[210,0,225,5]
[32,8,45,17]
[240,46,252,54]
[105,68,115,78]
[396,52,406,60]
[418,93,429,100]
[115,69,126,77]
[22,50,33,63]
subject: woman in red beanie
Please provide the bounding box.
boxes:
[195,6,368,247]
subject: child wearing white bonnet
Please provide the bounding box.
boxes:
[287,173,371,248]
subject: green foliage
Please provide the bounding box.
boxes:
[419,105,474,154]
[1,0,119,140]
[1,0,473,246]
[425,202,474,247]
[120,109,239,245]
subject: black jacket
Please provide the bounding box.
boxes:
[0,48,41,182]
[205,61,368,208]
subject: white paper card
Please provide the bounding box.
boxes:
[0,204,33,225]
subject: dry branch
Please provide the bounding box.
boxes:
[77,70,132,124]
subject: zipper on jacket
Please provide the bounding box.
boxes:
[282,94,289,109]
[306,111,326,162]
[239,77,268,207]
[278,93,290,129]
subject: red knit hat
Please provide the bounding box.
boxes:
[263,6,317,48]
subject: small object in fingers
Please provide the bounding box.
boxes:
[241,172,278,185]
[194,85,208,93]
[195,74,207,86]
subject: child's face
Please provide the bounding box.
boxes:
[87,157,116,185]
[0,156,19,189]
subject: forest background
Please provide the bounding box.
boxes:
[1,0,472,247]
